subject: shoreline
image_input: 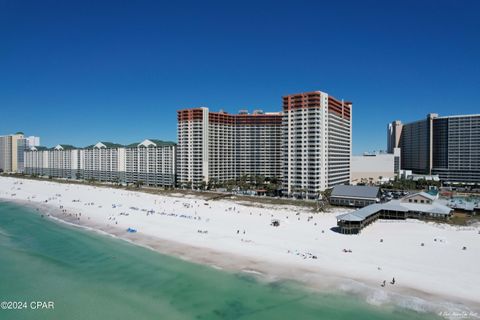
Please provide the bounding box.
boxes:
[1,176,480,319]
[5,198,479,319]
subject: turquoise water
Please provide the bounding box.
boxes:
[0,201,442,320]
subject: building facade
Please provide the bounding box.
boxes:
[387,120,403,153]
[0,133,26,173]
[45,145,83,179]
[83,142,125,182]
[330,185,380,207]
[389,113,480,184]
[24,139,176,187]
[206,110,236,183]
[125,139,176,187]
[282,91,352,198]
[177,108,210,187]
[177,108,282,187]
[397,114,437,174]
[351,148,401,184]
[24,146,49,176]
[24,144,82,179]
[25,145,82,179]
[431,114,480,183]
[235,110,282,178]
[336,192,452,234]
[25,136,41,148]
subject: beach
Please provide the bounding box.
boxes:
[1,176,479,318]
[0,201,444,320]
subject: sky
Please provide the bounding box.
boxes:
[1,0,479,154]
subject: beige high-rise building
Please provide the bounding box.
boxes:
[0,133,26,173]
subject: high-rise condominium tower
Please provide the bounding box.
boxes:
[387,120,403,153]
[0,132,26,173]
[177,108,283,187]
[25,136,41,148]
[282,91,352,198]
[389,113,480,183]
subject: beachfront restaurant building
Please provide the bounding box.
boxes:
[336,192,453,234]
[329,185,380,208]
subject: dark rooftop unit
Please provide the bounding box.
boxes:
[330,185,380,208]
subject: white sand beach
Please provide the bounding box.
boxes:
[1,176,479,317]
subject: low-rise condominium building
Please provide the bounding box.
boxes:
[24,139,176,187]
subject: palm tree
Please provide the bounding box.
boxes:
[112,176,120,186]
[320,188,332,202]
[255,175,265,188]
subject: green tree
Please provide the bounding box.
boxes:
[320,188,332,202]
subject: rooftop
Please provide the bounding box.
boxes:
[403,192,437,202]
[331,185,380,199]
[28,146,48,151]
[435,114,480,119]
[84,142,125,149]
[52,144,77,150]
[128,139,177,148]
[337,193,453,222]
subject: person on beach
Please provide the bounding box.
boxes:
[391,277,395,285]
[381,280,386,287]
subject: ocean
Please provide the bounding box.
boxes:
[0,201,442,320]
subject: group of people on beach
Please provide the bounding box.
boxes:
[381,278,395,287]
[287,249,318,260]
[6,181,325,250]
